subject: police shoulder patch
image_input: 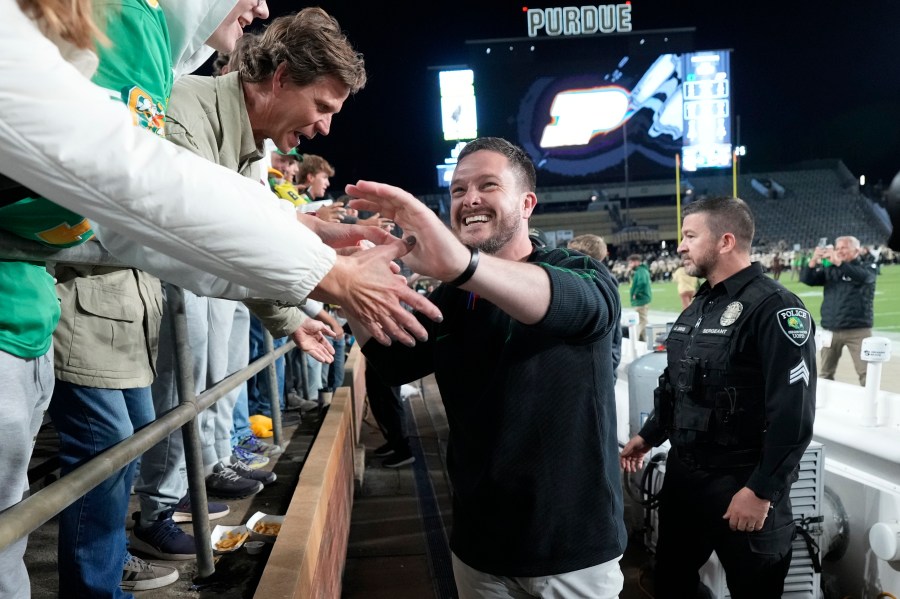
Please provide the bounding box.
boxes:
[776,308,811,346]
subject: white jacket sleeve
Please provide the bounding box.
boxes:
[0,0,335,303]
[92,194,312,300]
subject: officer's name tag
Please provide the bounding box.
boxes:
[671,323,692,335]
[700,327,731,336]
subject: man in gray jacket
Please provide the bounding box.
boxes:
[800,235,877,385]
[132,7,373,559]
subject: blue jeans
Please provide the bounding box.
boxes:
[199,299,249,469]
[137,287,206,523]
[49,381,155,599]
[232,383,251,445]
[285,346,305,397]
[247,316,285,418]
[323,335,346,390]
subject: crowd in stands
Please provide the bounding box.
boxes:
[1,3,439,597]
[1,2,897,598]
[600,243,895,285]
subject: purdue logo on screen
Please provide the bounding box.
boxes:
[527,4,633,38]
[540,86,630,148]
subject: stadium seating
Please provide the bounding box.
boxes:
[418,160,890,250]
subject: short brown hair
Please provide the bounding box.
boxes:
[683,196,755,252]
[297,154,334,181]
[239,8,366,94]
[568,234,608,261]
[627,254,643,263]
[457,137,536,193]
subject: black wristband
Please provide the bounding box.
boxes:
[448,246,479,287]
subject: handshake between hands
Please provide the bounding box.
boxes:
[302,179,471,350]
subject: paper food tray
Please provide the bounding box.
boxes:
[210,524,249,553]
[246,511,285,543]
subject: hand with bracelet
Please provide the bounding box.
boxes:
[345,179,553,325]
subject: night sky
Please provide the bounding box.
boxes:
[254,1,900,195]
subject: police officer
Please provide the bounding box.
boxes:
[621,197,816,599]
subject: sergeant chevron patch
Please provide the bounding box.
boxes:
[789,359,810,386]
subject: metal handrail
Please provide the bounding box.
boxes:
[0,232,290,579]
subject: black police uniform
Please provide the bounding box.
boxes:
[639,263,816,599]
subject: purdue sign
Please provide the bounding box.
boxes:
[527,4,633,37]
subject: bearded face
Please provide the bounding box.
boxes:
[678,213,720,278]
[450,151,528,256]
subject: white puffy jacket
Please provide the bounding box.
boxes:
[0,0,335,303]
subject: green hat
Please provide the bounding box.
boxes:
[275,148,303,160]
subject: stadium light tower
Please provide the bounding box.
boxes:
[732,145,747,197]
[623,120,631,227]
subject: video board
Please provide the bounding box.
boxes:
[439,69,478,142]
[458,33,730,185]
[681,50,732,171]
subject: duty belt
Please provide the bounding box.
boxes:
[673,446,761,470]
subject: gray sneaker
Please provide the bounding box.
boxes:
[230,458,277,485]
[121,553,179,591]
[287,391,319,413]
[206,463,264,499]
[299,399,320,413]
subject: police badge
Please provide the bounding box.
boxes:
[720,302,743,326]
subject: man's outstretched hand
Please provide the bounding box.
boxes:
[310,235,442,347]
[620,435,651,473]
[345,180,471,283]
[290,319,336,364]
[297,213,395,249]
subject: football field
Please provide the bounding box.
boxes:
[619,264,900,333]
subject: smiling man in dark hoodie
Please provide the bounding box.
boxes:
[345,137,626,598]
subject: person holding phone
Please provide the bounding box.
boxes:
[801,235,877,385]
